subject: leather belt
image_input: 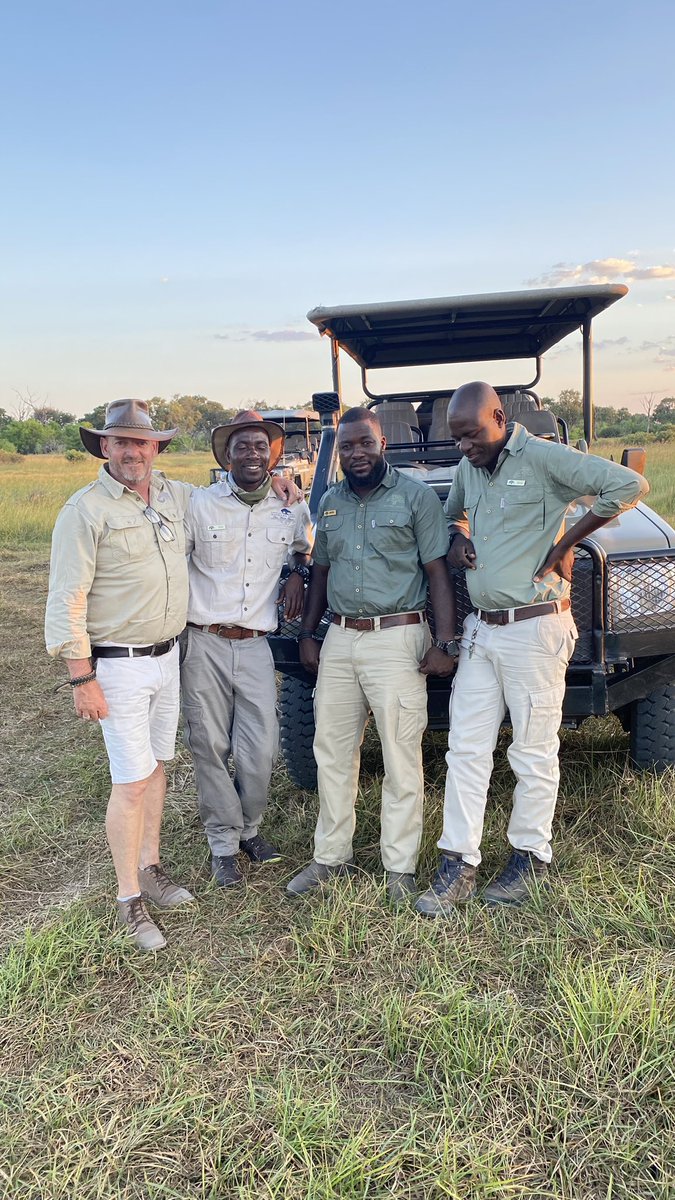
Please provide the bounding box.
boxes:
[92,637,178,659]
[187,622,266,640]
[476,599,571,626]
[331,611,426,633]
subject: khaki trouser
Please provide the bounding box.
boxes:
[180,628,279,856]
[312,620,431,873]
[439,609,577,866]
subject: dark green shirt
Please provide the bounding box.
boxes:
[313,464,449,617]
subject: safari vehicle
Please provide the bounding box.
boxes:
[270,286,675,788]
[209,409,321,491]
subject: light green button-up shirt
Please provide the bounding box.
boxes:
[45,466,191,658]
[313,464,449,617]
[444,423,649,611]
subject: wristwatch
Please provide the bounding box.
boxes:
[432,637,460,656]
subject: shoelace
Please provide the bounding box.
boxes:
[497,853,529,885]
[142,864,173,898]
[126,896,152,929]
[432,857,466,893]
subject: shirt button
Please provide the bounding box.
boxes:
[245,582,250,587]
[360,504,364,508]
[248,558,252,562]
[483,537,488,541]
[248,532,252,537]
[488,482,494,487]
[479,563,484,569]
[486,509,492,514]
[356,588,360,593]
[357,524,362,529]
[356,545,361,549]
[244,606,248,610]
[481,592,486,598]
[355,565,360,571]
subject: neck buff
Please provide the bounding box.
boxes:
[227,471,273,506]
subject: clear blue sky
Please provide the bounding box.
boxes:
[1,0,674,418]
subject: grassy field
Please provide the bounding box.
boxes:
[1,448,674,1198]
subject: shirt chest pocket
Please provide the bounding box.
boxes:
[196,524,238,567]
[156,506,185,554]
[318,513,346,556]
[370,508,411,553]
[501,484,545,531]
[266,525,291,569]
[104,515,147,562]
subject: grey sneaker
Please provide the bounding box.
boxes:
[239,834,283,864]
[483,851,549,907]
[117,895,167,951]
[386,871,417,905]
[138,863,195,908]
[286,859,355,896]
[211,854,244,888]
[415,854,477,918]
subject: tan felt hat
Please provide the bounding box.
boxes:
[80,399,178,458]
[211,409,285,471]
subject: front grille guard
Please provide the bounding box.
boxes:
[276,545,675,669]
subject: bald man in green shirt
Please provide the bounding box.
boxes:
[416,382,649,916]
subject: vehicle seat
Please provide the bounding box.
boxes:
[500,390,560,441]
[284,433,307,455]
[426,395,455,460]
[371,401,422,464]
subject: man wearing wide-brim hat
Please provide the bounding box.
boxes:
[45,400,302,950]
[181,410,313,888]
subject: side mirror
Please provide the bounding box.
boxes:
[621,447,647,475]
[575,438,589,454]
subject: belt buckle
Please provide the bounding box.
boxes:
[495,611,509,626]
[354,618,372,631]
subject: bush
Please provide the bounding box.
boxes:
[0,439,19,456]
[64,449,87,463]
[0,447,21,463]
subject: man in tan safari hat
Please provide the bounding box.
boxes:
[45,400,301,950]
[181,410,313,888]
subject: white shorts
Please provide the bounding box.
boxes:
[97,644,180,784]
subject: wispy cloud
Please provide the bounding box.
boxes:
[595,337,630,350]
[527,258,675,286]
[214,328,316,343]
[639,335,675,352]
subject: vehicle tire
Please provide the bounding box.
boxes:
[279,674,318,790]
[628,684,675,772]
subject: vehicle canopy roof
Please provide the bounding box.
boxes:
[307,285,627,370]
[260,409,320,422]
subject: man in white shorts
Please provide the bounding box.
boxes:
[45,399,195,951]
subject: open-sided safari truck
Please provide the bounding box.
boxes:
[270,285,675,787]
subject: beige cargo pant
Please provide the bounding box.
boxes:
[312,620,431,873]
[439,609,577,866]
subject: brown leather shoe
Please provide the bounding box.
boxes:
[116,895,167,951]
[138,864,195,908]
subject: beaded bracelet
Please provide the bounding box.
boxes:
[53,668,97,694]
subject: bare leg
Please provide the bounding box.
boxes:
[139,762,166,870]
[105,762,164,896]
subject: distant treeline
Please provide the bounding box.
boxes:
[0,391,674,455]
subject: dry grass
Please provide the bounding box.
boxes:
[1,551,675,1198]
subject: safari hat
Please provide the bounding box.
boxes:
[211,409,285,471]
[80,399,178,458]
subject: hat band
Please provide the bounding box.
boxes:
[103,421,158,431]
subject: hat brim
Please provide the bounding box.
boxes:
[211,420,285,471]
[80,425,177,458]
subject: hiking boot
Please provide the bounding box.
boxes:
[483,851,549,907]
[386,871,417,905]
[138,863,195,908]
[414,854,477,918]
[286,859,355,896]
[239,834,283,864]
[211,854,243,888]
[116,895,167,952]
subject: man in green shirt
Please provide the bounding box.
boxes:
[416,382,649,916]
[287,407,457,904]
